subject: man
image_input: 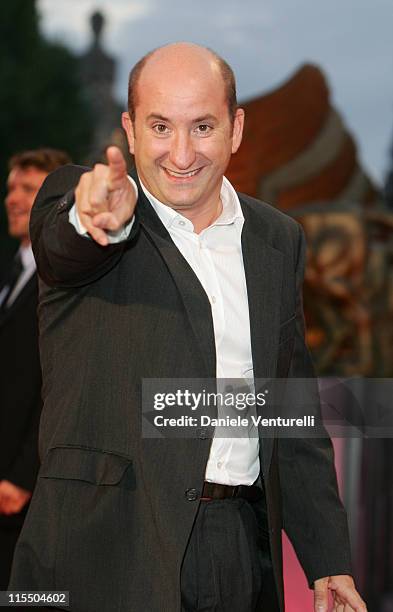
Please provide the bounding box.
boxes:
[0,149,70,590]
[10,44,366,611]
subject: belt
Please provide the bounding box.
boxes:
[201,481,264,503]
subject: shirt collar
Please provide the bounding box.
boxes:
[138,176,243,232]
[18,244,35,270]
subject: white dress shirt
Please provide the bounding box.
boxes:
[69,177,260,486]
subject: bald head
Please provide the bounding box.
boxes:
[128,42,237,123]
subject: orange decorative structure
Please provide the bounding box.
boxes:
[227,64,379,210]
[228,64,392,377]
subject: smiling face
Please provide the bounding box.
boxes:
[5,166,48,246]
[122,45,244,220]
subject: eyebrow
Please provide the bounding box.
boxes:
[146,113,218,123]
[146,114,169,122]
[193,114,218,124]
[7,180,36,190]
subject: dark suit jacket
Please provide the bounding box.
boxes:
[0,268,42,530]
[9,165,352,611]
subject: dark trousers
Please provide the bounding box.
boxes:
[1,526,25,612]
[24,498,280,612]
[181,496,280,612]
[0,526,21,591]
[1,502,30,591]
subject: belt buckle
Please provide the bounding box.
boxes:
[232,485,240,499]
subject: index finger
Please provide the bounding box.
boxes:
[106,146,127,183]
[313,578,329,612]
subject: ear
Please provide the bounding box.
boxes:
[122,112,136,155]
[231,108,245,154]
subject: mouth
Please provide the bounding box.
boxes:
[162,167,203,181]
[8,211,26,218]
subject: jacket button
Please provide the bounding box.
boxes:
[185,488,199,501]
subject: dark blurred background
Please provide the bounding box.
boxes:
[0,1,94,258]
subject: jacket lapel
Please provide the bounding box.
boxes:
[136,189,216,379]
[239,197,284,475]
[0,273,38,329]
[239,199,284,378]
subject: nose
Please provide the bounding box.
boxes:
[168,131,196,170]
[5,184,24,209]
[5,190,18,209]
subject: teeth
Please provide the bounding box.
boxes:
[165,168,199,178]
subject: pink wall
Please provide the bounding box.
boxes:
[283,438,345,610]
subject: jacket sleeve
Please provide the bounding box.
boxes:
[29,164,139,288]
[278,223,353,585]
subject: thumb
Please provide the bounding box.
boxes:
[106,146,127,183]
[314,577,329,612]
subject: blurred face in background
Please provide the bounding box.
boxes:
[5,166,48,246]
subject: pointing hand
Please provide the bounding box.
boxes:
[75,146,137,246]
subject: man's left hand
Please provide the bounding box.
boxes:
[314,575,367,611]
[0,480,32,515]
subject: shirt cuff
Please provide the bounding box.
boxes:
[68,176,137,243]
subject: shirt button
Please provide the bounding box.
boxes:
[217,461,223,469]
[185,488,199,502]
[178,220,185,227]
[211,296,216,304]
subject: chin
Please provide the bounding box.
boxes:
[164,188,201,205]
[8,227,19,238]
[9,227,27,241]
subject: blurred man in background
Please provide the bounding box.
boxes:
[0,148,70,589]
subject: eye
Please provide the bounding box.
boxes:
[153,124,170,135]
[195,124,212,135]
